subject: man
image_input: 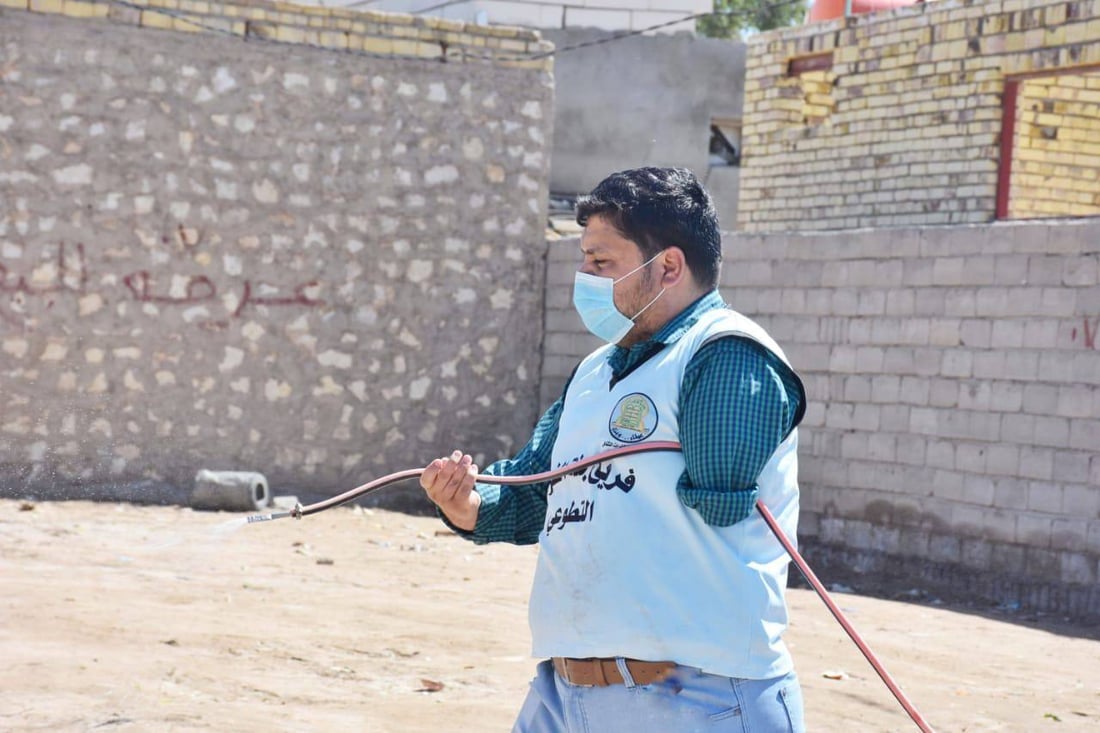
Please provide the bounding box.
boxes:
[421,167,806,732]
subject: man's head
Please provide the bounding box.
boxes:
[572,168,722,346]
[575,167,721,290]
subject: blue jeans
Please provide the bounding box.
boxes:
[513,659,805,733]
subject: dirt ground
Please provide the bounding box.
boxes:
[1,497,1097,733]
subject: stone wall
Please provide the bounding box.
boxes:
[0,2,554,505]
[738,0,1100,231]
[1011,70,1100,219]
[542,220,1100,617]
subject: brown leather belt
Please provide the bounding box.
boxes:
[552,657,676,687]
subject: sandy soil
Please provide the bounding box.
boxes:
[1,497,1097,733]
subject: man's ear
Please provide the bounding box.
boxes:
[659,247,689,288]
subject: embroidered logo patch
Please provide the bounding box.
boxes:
[608,392,658,443]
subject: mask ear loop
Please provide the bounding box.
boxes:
[612,250,664,285]
[622,250,668,321]
[628,285,666,321]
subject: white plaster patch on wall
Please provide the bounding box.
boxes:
[213,67,237,94]
[264,379,293,401]
[349,381,368,401]
[223,254,242,276]
[125,120,145,141]
[521,100,542,119]
[406,259,434,283]
[51,163,92,185]
[3,338,28,358]
[124,369,144,392]
[241,321,265,341]
[314,375,344,396]
[220,346,244,372]
[463,137,484,160]
[85,348,104,364]
[424,165,459,185]
[317,350,353,369]
[41,342,67,361]
[156,371,176,386]
[428,82,448,102]
[490,289,514,309]
[230,377,250,393]
[182,306,209,323]
[282,72,310,90]
[113,347,141,359]
[252,179,279,204]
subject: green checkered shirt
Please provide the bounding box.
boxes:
[464,290,804,545]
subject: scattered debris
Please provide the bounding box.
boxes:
[316,558,334,566]
[161,639,179,646]
[19,502,35,512]
[822,670,849,681]
[417,678,445,693]
[1043,712,1061,721]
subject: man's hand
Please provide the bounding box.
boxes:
[420,450,481,532]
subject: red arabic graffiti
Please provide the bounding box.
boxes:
[1,240,325,330]
[0,242,87,326]
[1070,317,1098,350]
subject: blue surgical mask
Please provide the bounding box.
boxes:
[573,252,666,344]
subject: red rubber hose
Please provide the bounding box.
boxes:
[245,439,934,731]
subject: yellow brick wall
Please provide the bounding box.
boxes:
[1011,72,1100,219]
[739,0,1100,232]
[6,0,553,70]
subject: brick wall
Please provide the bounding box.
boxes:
[542,220,1100,617]
[0,2,553,504]
[297,0,710,34]
[1011,71,1100,219]
[738,0,1100,231]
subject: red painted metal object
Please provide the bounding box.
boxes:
[808,0,922,22]
[996,79,1020,220]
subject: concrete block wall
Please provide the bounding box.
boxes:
[0,3,553,503]
[542,219,1100,617]
[738,0,1100,231]
[1011,71,1100,219]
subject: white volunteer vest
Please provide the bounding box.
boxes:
[529,307,801,680]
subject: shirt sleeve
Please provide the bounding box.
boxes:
[442,395,563,545]
[675,336,804,527]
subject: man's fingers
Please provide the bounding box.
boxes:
[420,458,445,491]
[436,453,474,503]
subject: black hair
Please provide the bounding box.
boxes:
[575,167,721,289]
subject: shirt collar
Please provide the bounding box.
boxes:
[607,290,726,375]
